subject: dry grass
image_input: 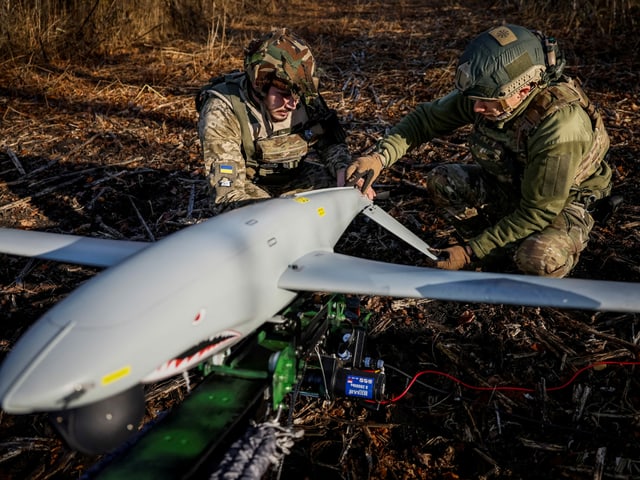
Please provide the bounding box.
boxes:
[1,0,640,479]
[2,0,638,63]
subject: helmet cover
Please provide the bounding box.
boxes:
[455,24,547,100]
[244,28,319,98]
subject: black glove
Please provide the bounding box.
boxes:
[345,153,385,193]
[435,245,473,270]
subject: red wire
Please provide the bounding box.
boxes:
[377,361,640,405]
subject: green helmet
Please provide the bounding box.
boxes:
[455,25,549,100]
[244,28,319,98]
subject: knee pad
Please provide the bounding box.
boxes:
[514,234,579,278]
[424,165,470,207]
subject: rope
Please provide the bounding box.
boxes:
[210,420,304,480]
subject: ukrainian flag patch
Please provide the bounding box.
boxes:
[220,164,233,174]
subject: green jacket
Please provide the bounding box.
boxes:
[376,79,612,258]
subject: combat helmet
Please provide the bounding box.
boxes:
[244,28,319,98]
[455,24,561,100]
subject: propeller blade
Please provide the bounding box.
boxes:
[362,204,438,260]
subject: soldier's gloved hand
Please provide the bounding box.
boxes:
[435,244,474,271]
[345,153,385,198]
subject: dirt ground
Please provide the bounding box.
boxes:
[1,1,640,478]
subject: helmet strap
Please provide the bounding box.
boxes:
[494,84,536,120]
[248,81,267,103]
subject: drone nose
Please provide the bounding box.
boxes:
[0,318,73,413]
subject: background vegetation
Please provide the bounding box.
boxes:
[1,1,639,479]
[1,0,638,62]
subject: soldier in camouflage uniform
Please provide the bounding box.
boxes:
[346,24,612,278]
[197,28,351,211]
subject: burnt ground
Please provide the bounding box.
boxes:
[1,1,640,478]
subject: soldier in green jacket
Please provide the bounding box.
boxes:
[345,24,612,278]
[197,28,351,211]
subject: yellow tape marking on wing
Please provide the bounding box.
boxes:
[101,365,132,385]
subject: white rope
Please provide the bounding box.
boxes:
[210,420,304,480]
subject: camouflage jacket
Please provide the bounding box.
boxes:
[197,72,350,197]
[375,78,612,258]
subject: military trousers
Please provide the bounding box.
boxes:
[425,164,595,278]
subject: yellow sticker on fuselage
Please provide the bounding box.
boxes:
[101,365,132,385]
[294,197,309,203]
[317,207,326,217]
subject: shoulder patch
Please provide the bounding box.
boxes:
[488,26,518,46]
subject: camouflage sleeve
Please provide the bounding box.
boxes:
[469,105,594,258]
[197,94,269,204]
[377,91,476,167]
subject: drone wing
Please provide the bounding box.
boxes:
[0,228,149,268]
[279,251,640,313]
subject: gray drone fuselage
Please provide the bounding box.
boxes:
[0,188,370,413]
[0,187,639,416]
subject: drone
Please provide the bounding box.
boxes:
[0,187,638,456]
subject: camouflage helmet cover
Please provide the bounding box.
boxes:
[455,24,547,100]
[244,28,319,98]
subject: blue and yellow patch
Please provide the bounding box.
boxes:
[219,164,234,174]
